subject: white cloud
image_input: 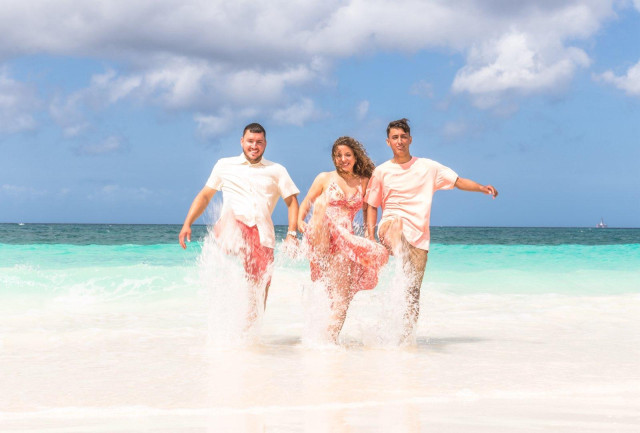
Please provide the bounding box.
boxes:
[0,69,39,133]
[195,106,265,140]
[49,93,90,137]
[596,60,640,96]
[411,80,434,98]
[442,121,469,140]
[50,57,321,140]
[452,32,591,107]
[272,98,320,126]
[1,184,45,196]
[356,100,369,120]
[90,70,144,105]
[634,0,640,12]
[75,136,128,156]
[0,0,626,128]
[195,109,235,140]
[75,63,208,110]
[88,184,153,201]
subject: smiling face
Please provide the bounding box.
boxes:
[386,127,412,163]
[241,131,267,163]
[333,144,356,174]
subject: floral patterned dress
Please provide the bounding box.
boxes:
[305,181,389,293]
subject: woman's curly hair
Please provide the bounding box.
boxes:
[332,136,375,178]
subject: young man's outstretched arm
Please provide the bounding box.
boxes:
[454,178,498,198]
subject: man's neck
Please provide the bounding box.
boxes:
[243,154,263,165]
[391,154,412,164]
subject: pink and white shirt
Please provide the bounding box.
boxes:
[365,157,458,251]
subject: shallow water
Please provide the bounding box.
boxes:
[1,224,639,432]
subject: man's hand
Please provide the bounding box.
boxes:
[297,220,307,233]
[482,185,498,198]
[283,232,299,257]
[179,225,191,249]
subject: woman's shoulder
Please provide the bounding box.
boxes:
[318,171,337,180]
[312,171,335,186]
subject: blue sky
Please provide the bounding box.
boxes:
[1,0,639,227]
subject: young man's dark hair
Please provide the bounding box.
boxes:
[243,122,266,138]
[386,118,410,137]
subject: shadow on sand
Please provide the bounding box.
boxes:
[416,336,488,352]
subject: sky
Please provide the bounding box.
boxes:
[1,0,639,228]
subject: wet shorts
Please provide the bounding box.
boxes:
[237,222,274,285]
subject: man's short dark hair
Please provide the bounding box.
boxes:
[386,118,410,137]
[243,122,266,138]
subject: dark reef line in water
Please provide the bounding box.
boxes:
[1,224,638,246]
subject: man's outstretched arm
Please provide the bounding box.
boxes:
[179,186,217,249]
[454,177,498,198]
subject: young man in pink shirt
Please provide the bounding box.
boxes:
[365,118,498,342]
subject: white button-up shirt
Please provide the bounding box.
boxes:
[206,154,299,248]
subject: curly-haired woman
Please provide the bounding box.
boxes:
[298,136,389,342]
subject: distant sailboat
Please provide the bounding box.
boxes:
[596,217,607,228]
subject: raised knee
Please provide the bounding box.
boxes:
[389,216,403,232]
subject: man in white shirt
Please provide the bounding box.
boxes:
[179,123,300,325]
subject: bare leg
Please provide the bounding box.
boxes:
[402,243,428,340]
[245,283,261,329]
[308,198,357,343]
[378,218,429,341]
[324,256,357,343]
[264,282,270,309]
[246,278,271,328]
[326,288,355,343]
[378,217,404,255]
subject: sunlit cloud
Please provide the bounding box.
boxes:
[442,121,469,140]
[272,98,321,126]
[452,32,591,107]
[87,184,154,201]
[0,0,629,136]
[195,109,235,140]
[410,80,434,98]
[596,60,640,96]
[0,69,40,134]
[1,184,45,196]
[49,93,90,137]
[356,100,369,120]
[74,136,129,156]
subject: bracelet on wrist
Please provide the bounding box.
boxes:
[287,230,297,237]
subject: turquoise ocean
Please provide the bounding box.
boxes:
[1,224,639,432]
[2,224,638,297]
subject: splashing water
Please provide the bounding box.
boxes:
[340,255,412,348]
[295,197,414,347]
[300,280,335,346]
[195,196,427,349]
[198,204,268,348]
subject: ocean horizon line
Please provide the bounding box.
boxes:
[1,222,638,229]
